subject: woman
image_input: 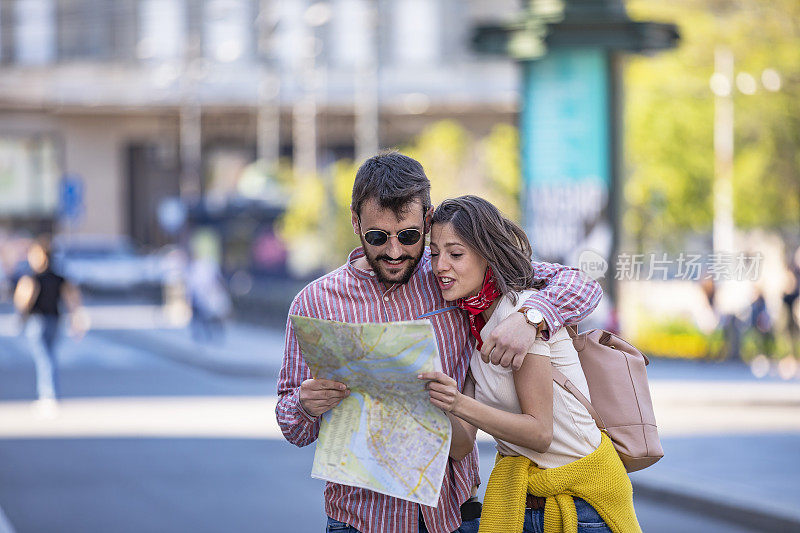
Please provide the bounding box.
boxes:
[418,196,639,533]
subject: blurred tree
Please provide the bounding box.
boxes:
[625,0,800,251]
[277,120,522,273]
[328,159,362,265]
[404,120,475,203]
[403,120,522,220]
[275,162,329,276]
[483,123,522,222]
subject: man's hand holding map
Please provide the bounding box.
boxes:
[290,316,452,507]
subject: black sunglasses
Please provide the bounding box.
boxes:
[361,227,423,247]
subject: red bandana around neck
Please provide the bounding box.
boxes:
[456,266,502,350]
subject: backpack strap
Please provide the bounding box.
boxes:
[417,306,459,319]
[565,324,579,339]
[551,368,607,431]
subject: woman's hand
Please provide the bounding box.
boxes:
[419,372,479,460]
[418,371,462,413]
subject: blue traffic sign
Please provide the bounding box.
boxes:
[59,174,84,222]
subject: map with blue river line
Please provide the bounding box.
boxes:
[290,316,452,507]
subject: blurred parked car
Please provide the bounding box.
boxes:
[52,236,165,293]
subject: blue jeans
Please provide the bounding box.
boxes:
[325,516,480,533]
[26,315,61,399]
[523,497,611,533]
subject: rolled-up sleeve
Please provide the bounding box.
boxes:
[275,294,321,447]
[523,262,603,340]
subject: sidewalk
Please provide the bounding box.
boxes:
[630,433,800,532]
[101,321,800,531]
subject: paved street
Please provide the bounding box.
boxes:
[0,306,797,532]
[0,438,756,533]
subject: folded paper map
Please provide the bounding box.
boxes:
[290,315,452,507]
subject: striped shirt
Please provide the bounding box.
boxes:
[275,247,602,533]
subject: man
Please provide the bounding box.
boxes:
[276,152,602,533]
[13,239,84,413]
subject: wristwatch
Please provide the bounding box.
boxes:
[518,307,544,329]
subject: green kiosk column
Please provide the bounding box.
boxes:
[474,0,678,313]
[522,47,611,264]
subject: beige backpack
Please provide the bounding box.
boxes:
[552,327,663,473]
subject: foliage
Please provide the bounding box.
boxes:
[277,120,522,274]
[404,120,522,219]
[483,124,522,221]
[633,316,725,359]
[625,0,800,250]
[403,120,473,204]
[274,162,330,276]
[739,328,796,361]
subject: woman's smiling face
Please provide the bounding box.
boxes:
[429,222,488,301]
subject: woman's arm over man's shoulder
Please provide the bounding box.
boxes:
[526,261,603,340]
[480,262,601,370]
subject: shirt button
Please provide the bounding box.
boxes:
[384,296,389,301]
[369,272,375,276]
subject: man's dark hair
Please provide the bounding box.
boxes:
[351,151,431,217]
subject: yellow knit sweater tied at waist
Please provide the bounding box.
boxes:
[478,433,641,533]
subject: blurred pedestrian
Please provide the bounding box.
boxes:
[749,288,775,358]
[186,254,231,343]
[695,277,720,334]
[782,249,800,358]
[13,239,84,412]
[700,276,746,360]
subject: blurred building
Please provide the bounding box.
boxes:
[0,0,519,248]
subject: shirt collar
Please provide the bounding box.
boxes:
[347,247,374,281]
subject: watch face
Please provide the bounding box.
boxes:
[526,308,543,324]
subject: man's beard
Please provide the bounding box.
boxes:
[360,239,424,286]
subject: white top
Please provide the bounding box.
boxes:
[469,290,601,469]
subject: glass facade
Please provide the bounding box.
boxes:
[14,0,56,65]
[0,0,453,69]
[0,136,60,216]
[138,0,186,61]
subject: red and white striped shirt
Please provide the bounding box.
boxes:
[276,247,601,533]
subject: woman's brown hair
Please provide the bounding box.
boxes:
[432,195,536,303]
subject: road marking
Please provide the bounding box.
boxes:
[0,396,282,439]
[0,505,16,533]
[479,380,800,442]
[0,306,184,334]
[650,380,800,436]
[0,381,798,440]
